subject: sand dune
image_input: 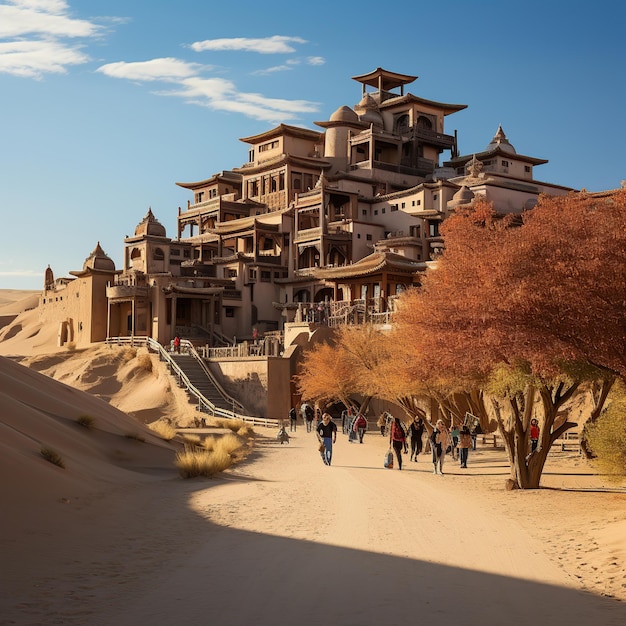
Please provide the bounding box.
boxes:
[0,289,625,625]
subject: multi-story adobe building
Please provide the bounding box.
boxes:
[39,67,574,353]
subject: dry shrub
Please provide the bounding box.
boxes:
[201,435,217,451]
[124,432,146,442]
[122,347,137,362]
[175,448,232,478]
[215,418,252,434]
[136,352,153,372]
[149,421,177,441]
[237,424,254,438]
[586,386,626,481]
[182,433,202,447]
[65,342,76,352]
[41,447,65,468]
[215,432,244,456]
[76,414,95,429]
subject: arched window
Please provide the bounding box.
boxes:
[153,248,164,261]
[395,114,410,134]
[416,115,433,130]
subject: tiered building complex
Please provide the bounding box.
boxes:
[39,68,575,407]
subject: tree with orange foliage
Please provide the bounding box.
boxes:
[295,324,392,415]
[394,191,625,488]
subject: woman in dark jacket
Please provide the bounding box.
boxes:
[389,417,407,470]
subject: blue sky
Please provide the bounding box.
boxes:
[1,0,625,290]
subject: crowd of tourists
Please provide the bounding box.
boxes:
[282,403,492,472]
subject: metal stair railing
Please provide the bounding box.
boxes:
[105,336,278,428]
[181,340,246,415]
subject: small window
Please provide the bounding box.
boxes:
[391,205,398,212]
[227,269,237,278]
[366,234,372,241]
[374,210,378,215]
[525,165,531,173]
[362,210,367,216]
[381,208,386,214]
[261,271,271,282]
[502,160,509,167]
[225,307,235,318]
[401,202,405,209]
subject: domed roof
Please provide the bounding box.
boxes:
[135,208,166,237]
[354,93,383,128]
[452,185,475,203]
[83,242,115,272]
[329,105,358,123]
[486,125,516,154]
[354,93,378,112]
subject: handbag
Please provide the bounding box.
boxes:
[318,442,325,452]
[384,447,394,469]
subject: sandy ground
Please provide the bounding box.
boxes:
[0,289,625,625]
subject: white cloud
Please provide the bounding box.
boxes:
[0,1,99,38]
[307,56,325,66]
[251,64,293,76]
[97,58,204,82]
[144,74,319,124]
[191,35,306,55]
[0,0,104,77]
[0,39,88,77]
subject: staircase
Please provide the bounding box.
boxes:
[170,353,239,413]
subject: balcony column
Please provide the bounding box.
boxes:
[170,295,177,337]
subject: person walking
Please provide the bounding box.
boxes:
[409,416,424,461]
[389,416,407,470]
[430,419,451,475]
[354,413,368,443]
[450,421,460,461]
[458,426,472,468]
[530,418,540,453]
[316,413,337,466]
[289,406,297,432]
[304,404,314,433]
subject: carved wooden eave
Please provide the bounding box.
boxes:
[239,123,323,145]
[314,251,426,280]
[233,153,332,176]
[352,68,418,91]
[175,170,242,190]
[447,146,548,168]
[378,93,467,115]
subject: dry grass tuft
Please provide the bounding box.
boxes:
[182,433,202,446]
[136,352,153,372]
[121,347,137,362]
[41,447,65,468]
[237,424,255,438]
[214,418,254,436]
[124,432,146,442]
[217,432,244,455]
[76,414,95,429]
[65,342,76,352]
[201,435,217,451]
[149,421,177,441]
[175,448,232,478]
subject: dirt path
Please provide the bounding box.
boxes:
[92,429,626,626]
